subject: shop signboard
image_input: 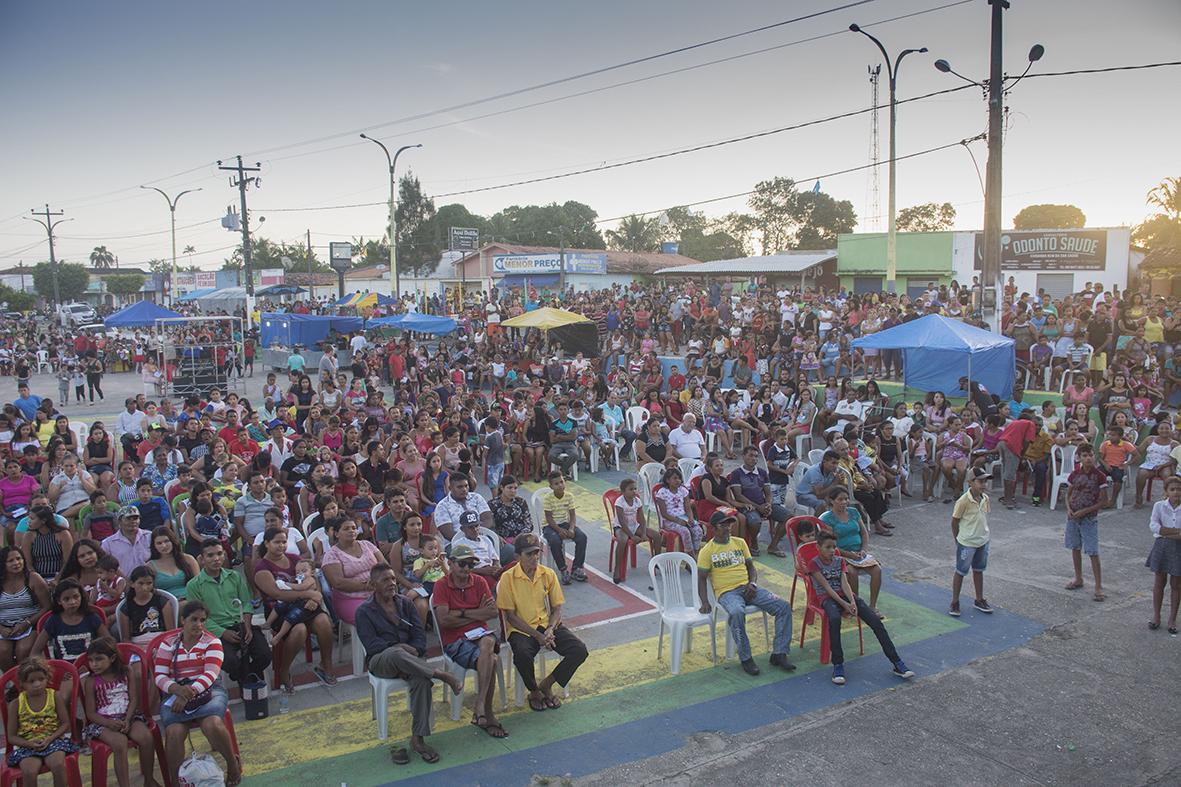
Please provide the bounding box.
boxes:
[974,229,1106,271]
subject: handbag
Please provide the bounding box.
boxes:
[171,633,213,713]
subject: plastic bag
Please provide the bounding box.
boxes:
[178,751,225,787]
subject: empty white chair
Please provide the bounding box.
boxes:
[369,673,435,740]
[1049,444,1077,510]
[677,457,703,483]
[529,489,556,569]
[638,462,665,511]
[69,421,88,448]
[790,462,813,516]
[648,552,717,674]
[808,448,825,466]
[706,576,770,661]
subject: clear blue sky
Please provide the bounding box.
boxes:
[1,0,1178,270]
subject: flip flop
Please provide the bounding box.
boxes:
[1148,621,1160,630]
[473,719,509,738]
[413,745,440,764]
[312,666,337,686]
[1092,592,1106,602]
[1064,580,1084,590]
[390,747,410,765]
[528,696,547,711]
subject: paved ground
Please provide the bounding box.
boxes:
[20,368,1178,787]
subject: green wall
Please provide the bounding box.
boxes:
[837,231,956,274]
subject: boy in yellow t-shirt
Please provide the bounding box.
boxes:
[696,508,796,676]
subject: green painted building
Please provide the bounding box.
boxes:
[836,231,958,298]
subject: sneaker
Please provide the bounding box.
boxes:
[948,601,961,617]
[572,568,588,582]
[769,653,797,672]
[831,664,846,685]
[740,659,761,676]
[892,661,915,679]
[973,598,994,613]
[1031,496,1041,506]
[561,570,573,586]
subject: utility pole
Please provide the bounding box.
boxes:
[306,229,313,278]
[982,0,1008,332]
[558,225,567,295]
[217,156,261,330]
[140,186,201,306]
[26,204,70,307]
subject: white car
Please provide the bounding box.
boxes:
[59,303,98,327]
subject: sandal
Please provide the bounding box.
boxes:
[1064,580,1084,590]
[528,695,547,712]
[413,745,440,764]
[473,716,509,738]
[1092,592,1105,602]
[390,747,410,765]
[1148,621,1160,630]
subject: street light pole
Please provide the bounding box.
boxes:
[850,24,926,296]
[141,186,202,305]
[360,135,421,301]
[26,205,71,307]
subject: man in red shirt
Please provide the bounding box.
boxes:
[997,411,1038,509]
[432,545,506,737]
[667,366,686,393]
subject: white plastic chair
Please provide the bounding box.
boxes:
[648,552,717,674]
[69,421,88,448]
[369,672,435,740]
[625,406,650,442]
[36,350,51,374]
[529,489,556,569]
[677,458,703,483]
[1049,444,1077,510]
[789,462,813,516]
[430,598,507,719]
[706,576,770,661]
[796,408,817,459]
[808,448,825,466]
[638,462,665,511]
[113,589,179,642]
[928,433,944,498]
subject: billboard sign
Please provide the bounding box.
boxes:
[449,227,480,251]
[175,271,218,289]
[252,268,285,286]
[492,252,607,275]
[974,229,1107,271]
[329,242,353,272]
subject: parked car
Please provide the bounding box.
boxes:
[59,302,98,327]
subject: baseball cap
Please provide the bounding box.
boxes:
[709,507,739,526]
[449,544,476,562]
[970,467,992,481]
[117,505,141,520]
[458,511,480,529]
[514,533,541,555]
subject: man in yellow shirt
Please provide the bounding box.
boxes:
[497,533,588,712]
[697,508,796,676]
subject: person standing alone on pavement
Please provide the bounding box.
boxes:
[949,467,994,617]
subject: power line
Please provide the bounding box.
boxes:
[234,0,879,161]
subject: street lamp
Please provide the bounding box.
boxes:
[359,134,422,300]
[140,185,202,305]
[849,23,927,296]
[934,35,1044,331]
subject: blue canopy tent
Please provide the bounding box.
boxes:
[367,313,457,335]
[103,300,183,327]
[177,288,216,302]
[851,314,1016,398]
[260,313,364,348]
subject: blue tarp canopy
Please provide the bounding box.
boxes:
[260,313,364,348]
[256,284,307,296]
[367,313,457,335]
[177,288,215,302]
[851,314,1016,398]
[103,300,183,327]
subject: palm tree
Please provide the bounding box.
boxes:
[182,245,196,266]
[89,245,115,269]
[1147,177,1181,221]
[604,214,660,252]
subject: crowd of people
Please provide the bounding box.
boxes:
[0,274,1179,781]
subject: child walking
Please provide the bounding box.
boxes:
[5,656,77,786]
[1147,476,1181,634]
[949,467,994,616]
[81,637,158,787]
[1063,445,1108,601]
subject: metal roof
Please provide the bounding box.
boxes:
[654,251,835,276]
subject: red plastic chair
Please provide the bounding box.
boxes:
[74,643,171,787]
[603,490,637,580]
[0,659,84,787]
[145,629,240,771]
[650,483,685,553]
[785,516,827,606]
[796,542,863,665]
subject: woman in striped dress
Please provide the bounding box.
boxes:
[0,547,49,670]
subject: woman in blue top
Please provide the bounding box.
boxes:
[819,488,883,613]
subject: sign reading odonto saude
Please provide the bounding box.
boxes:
[492,253,607,275]
[973,229,1107,271]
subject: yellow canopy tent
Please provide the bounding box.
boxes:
[501,307,600,357]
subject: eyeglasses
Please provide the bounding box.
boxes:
[456,560,477,569]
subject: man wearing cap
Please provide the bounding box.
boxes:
[357,562,461,765]
[431,544,507,738]
[101,506,153,576]
[497,533,588,711]
[262,421,294,469]
[432,474,492,546]
[448,511,503,580]
[698,508,796,676]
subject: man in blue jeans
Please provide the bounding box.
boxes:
[697,508,796,676]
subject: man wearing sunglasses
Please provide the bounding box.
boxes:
[497,533,588,712]
[432,544,507,738]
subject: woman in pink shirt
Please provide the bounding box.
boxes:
[321,518,387,625]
